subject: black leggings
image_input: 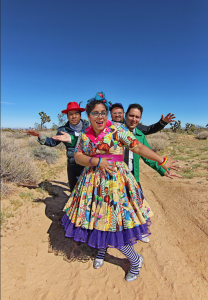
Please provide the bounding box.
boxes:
[67,161,84,192]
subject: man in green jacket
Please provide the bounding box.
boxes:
[125,127,166,182]
[124,104,181,242]
[125,103,180,183]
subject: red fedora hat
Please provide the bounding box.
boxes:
[62,102,85,114]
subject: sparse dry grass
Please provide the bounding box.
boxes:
[37,161,66,181]
[157,132,208,180]
[0,186,52,226]
[0,207,14,226]
[19,191,36,202]
[10,199,23,211]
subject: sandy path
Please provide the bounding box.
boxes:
[1,161,208,300]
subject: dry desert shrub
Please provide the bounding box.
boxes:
[147,132,169,152]
[32,146,59,164]
[28,136,39,147]
[1,131,13,138]
[12,131,25,139]
[151,132,169,140]
[39,130,57,138]
[0,180,13,197]
[56,141,66,150]
[197,131,208,140]
[1,134,40,184]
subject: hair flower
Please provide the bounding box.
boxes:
[86,92,112,111]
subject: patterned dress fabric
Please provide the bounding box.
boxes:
[62,122,153,249]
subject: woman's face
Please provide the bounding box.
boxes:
[88,103,108,135]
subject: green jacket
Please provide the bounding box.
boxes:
[133,128,166,182]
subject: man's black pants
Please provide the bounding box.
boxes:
[67,161,84,192]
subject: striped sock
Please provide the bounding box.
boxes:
[118,244,142,275]
[96,247,107,260]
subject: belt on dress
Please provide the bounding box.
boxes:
[94,154,124,162]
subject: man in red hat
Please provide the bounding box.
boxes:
[25,102,88,191]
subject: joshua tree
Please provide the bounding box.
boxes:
[39,111,51,129]
[170,120,181,132]
[57,113,67,126]
[185,123,196,133]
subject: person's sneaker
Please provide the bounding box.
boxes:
[141,235,150,243]
[93,258,104,269]
[125,254,143,282]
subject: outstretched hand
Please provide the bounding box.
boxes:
[161,113,176,124]
[162,158,181,173]
[24,130,40,139]
[164,171,182,179]
[52,131,71,142]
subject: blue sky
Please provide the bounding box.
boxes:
[1,0,208,128]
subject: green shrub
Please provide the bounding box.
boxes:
[170,120,182,133]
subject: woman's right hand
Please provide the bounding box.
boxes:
[24,130,41,139]
[98,158,114,175]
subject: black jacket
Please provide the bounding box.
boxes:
[136,118,167,135]
[38,119,89,162]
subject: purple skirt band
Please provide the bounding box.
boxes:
[62,214,151,249]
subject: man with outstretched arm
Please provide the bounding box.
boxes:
[110,102,175,134]
[123,103,182,242]
[24,102,88,192]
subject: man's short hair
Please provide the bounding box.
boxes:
[126,104,143,116]
[67,110,81,116]
[110,103,124,112]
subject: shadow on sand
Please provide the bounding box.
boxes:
[33,180,130,273]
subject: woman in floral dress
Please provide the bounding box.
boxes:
[53,92,180,282]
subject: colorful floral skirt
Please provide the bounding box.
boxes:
[62,163,153,249]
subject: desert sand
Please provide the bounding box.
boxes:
[1,158,208,300]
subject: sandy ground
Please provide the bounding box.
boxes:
[1,159,208,300]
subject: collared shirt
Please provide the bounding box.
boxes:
[128,128,135,171]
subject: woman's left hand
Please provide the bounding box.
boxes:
[164,171,182,179]
[162,157,181,172]
[52,131,71,142]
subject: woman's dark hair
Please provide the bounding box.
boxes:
[126,103,143,116]
[86,100,108,116]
